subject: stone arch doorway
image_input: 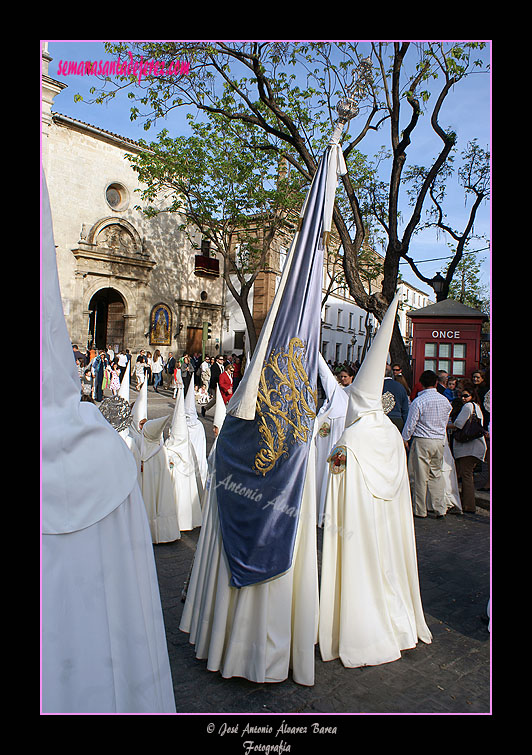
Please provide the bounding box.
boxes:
[88,288,126,352]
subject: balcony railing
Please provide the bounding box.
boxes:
[194,254,220,278]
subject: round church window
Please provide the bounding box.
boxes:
[105,182,129,211]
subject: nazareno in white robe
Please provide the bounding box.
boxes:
[41,173,175,714]
[318,414,433,668]
[115,363,143,487]
[180,421,320,686]
[319,290,432,669]
[164,386,203,531]
[140,416,181,544]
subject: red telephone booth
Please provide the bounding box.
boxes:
[407,299,488,386]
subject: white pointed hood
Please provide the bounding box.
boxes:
[167,385,188,446]
[131,376,148,433]
[184,377,199,427]
[41,173,137,534]
[338,292,404,501]
[118,362,130,401]
[345,292,401,428]
[213,384,227,433]
[165,386,196,474]
[140,414,170,462]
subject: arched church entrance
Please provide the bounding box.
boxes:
[88,288,126,352]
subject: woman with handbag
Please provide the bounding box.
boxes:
[449,382,487,513]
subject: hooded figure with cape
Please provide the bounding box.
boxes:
[140,414,181,544]
[41,174,175,713]
[180,139,347,686]
[318,292,433,669]
[165,385,203,531]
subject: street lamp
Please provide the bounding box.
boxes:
[431,272,446,302]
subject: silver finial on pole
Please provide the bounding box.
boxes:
[329,57,373,145]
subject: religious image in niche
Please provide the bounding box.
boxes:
[150,304,171,346]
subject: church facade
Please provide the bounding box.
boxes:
[42,48,224,360]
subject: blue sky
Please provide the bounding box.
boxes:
[44,40,491,297]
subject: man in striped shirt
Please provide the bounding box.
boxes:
[402,370,452,518]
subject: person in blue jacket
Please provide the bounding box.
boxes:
[382,364,410,431]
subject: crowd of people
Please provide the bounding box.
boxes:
[74,344,244,409]
[329,359,490,517]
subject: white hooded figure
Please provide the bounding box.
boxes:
[41,175,175,714]
[212,384,227,439]
[178,384,227,602]
[140,415,181,544]
[201,386,226,505]
[184,377,208,487]
[164,386,203,531]
[180,345,319,689]
[129,375,148,451]
[315,353,348,527]
[319,292,433,669]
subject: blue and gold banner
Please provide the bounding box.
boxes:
[215,147,340,588]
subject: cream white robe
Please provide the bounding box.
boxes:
[41,171,174,714]
[435,436,462,513]
[141,424,181,544]
[42,484,176,713]
[166,445,203,531]
[165,388,203,531]
[319,416,432,668]
[180,427,319,686]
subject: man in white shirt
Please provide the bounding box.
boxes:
[117,350,129,382]
[402,370,452,518]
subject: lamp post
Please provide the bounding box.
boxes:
[431,272,446,302]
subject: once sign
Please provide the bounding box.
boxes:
[431,330,460,339]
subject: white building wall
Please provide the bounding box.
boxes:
[321,296,377,365]
[221,276,254,357]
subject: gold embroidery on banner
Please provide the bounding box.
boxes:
[253,337,317,476]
